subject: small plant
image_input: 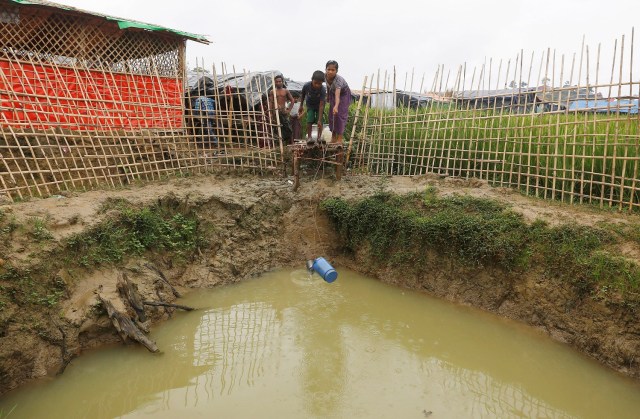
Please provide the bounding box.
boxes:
[97,197,133,213]
[0,211,18,237]
[65,201,203,268]
[375,175,391,194]
[29,217,53,241]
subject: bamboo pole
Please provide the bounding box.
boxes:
[600,39,617,207]
[1,49,49,196]
[399,69,411,175]
[468,64,483,179]
[346,75,368,164]
[610,35,625,208]
[550,51,563,201]
[64,59,114,188]
[504,52,522,188]
[409,73,425,176]
[432,65,458,176]
[416,64,442,174]
[423,65,442,175]
[80,61,131,186]
[513,51,534,190]
[22,59,72,192]
[359,74,375,171]
[561,52,576,203]
[627,28,639,211]
[390,67,398,175]
[570,37,586,205]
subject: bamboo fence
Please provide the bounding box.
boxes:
[349,31,640,211]
[2,1,638,212]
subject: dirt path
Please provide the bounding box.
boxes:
[8,174,636,239]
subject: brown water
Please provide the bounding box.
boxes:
[2,268,640,418]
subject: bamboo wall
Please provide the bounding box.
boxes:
[0,3,284,201]
[349,31,640,211]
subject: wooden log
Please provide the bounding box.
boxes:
[117,272,146,322]
[97,294,159,353]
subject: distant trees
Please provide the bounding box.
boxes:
[191,66,211,74]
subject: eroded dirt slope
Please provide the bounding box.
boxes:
[1,173,639,395]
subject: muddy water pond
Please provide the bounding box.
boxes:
[2,268,640,418]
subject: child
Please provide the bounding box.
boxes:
[290,95,302,140]
[272,74,294,143]
[192,94,217,148]
[298,70,327,143]
[324,60,351,144]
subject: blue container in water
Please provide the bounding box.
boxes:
[312,257,338,283]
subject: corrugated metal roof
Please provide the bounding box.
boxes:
[8,0,210,44]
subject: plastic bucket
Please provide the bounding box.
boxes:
[312,257,338,283]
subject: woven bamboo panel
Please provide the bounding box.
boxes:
[0,3,284,201]
[0,1,180,76]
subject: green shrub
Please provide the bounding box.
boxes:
[321,189,640,301]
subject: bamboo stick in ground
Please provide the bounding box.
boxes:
[627,29,639,212]
[600,39,617,207]
[550,51,563,201]
[619,29,635,211]
[358,73,375,170]
[346,75,368,164]
[570,37,585,205]
[610,35,625,208]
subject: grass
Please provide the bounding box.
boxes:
[66,200,202,268]
[321,188,640,303]
[344,102,640,210]
[0,198,205,310]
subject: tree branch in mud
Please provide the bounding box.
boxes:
[117,272,147,322]
[145,262,181,298]
[142,301,195,311]
[97,294,159,353]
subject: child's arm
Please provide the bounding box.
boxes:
[318,100,325,129]
[317,100,325,133]
[333,88,341,114]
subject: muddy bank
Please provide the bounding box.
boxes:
[1,174,639,395]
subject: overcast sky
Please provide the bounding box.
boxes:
[60,0,638,92]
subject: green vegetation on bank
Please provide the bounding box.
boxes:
[321,188,640,304]
[0,198,205,311]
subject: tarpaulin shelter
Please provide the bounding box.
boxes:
[454,86,601,113]
[351,89,432,109]
[186,71,286,110]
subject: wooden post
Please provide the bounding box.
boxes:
[336,147,343,180]
[293,151,300,191]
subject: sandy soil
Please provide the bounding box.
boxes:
[1,172,639,395]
